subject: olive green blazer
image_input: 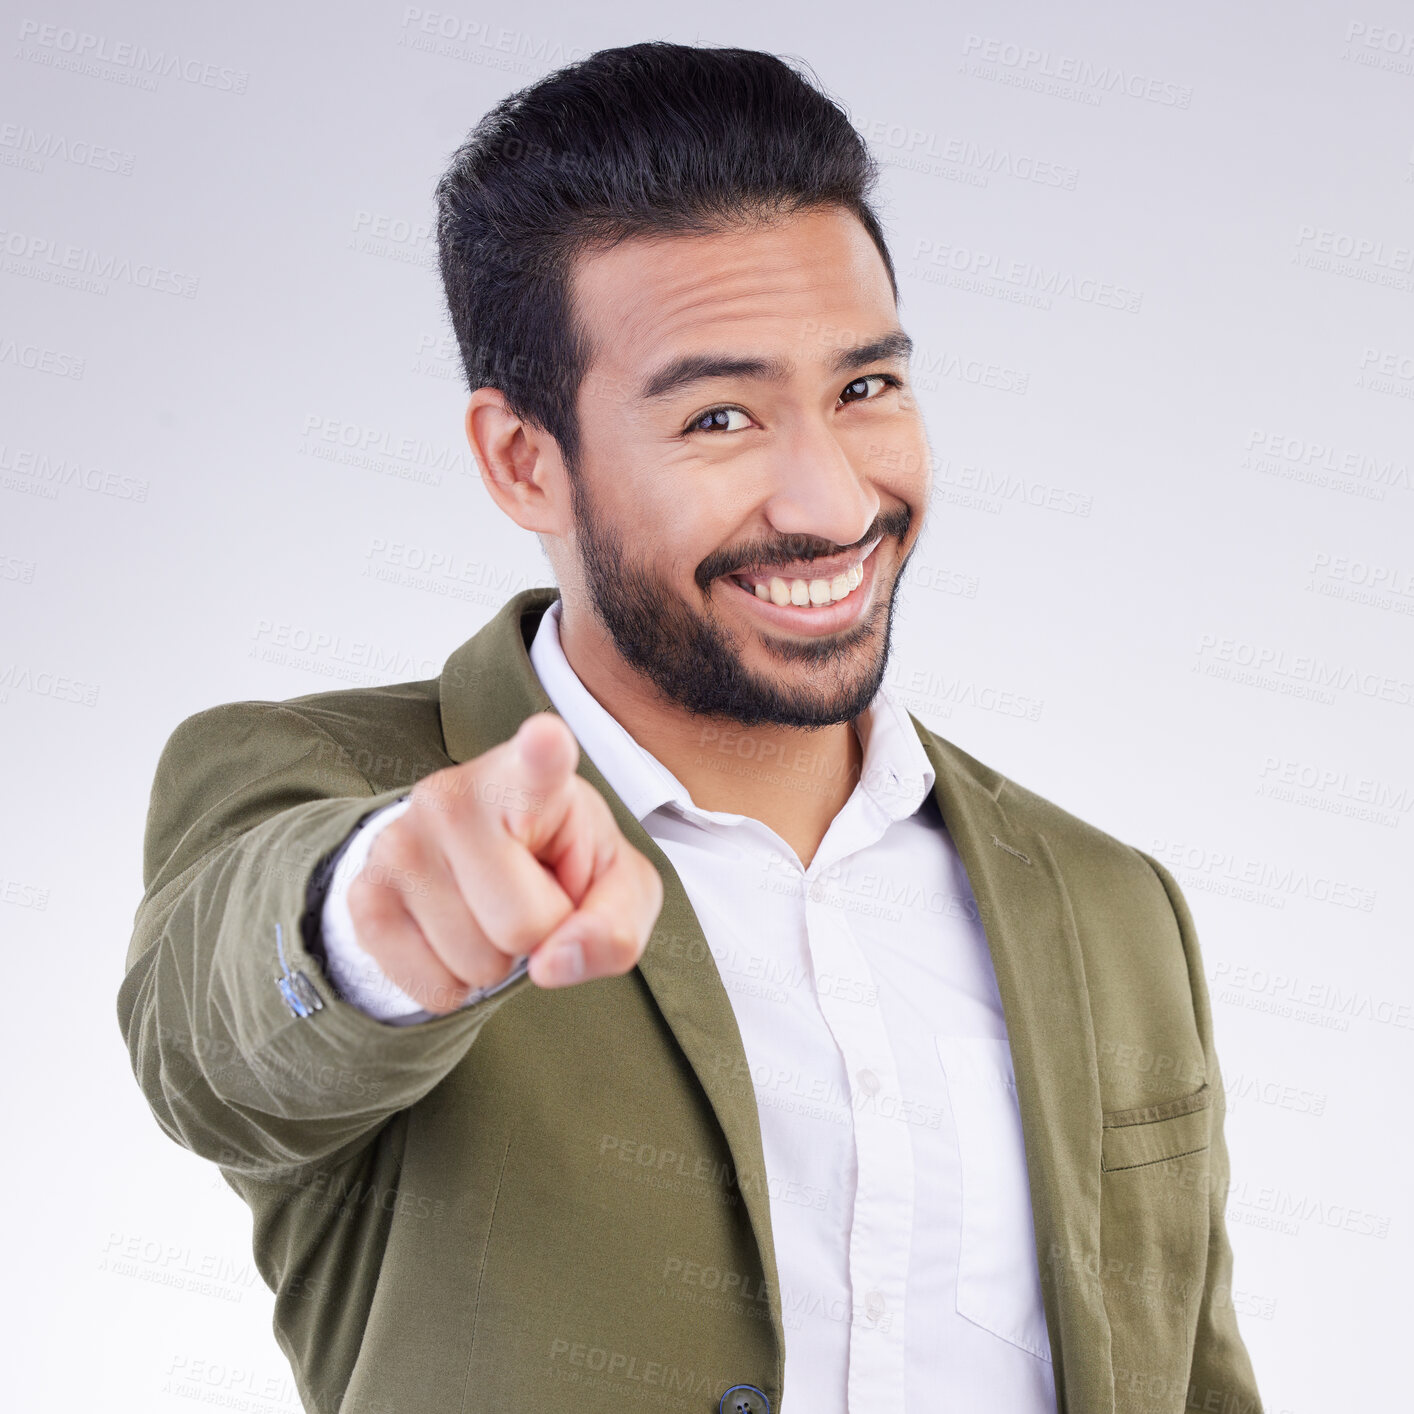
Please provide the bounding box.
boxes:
[118,587,1263,1414]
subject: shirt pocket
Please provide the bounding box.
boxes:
[1100,1084,1212,1172]
[933,1034,1052,1363]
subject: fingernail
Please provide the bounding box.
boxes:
[540,938,584,986]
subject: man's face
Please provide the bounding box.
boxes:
[561,204,932,729]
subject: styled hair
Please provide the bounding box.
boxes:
[433,40,897,475]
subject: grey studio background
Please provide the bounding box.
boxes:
[3,1,1411,1409]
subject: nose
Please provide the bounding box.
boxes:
[758,413,878,553]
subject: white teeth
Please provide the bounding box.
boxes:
[739,558,866,608]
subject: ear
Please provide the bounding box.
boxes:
[464,389,571,535]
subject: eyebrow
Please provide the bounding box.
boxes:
[640,329,914,402]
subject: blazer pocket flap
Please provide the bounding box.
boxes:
[1101,1083,1211,1172]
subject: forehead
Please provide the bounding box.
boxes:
[569,205,896,386]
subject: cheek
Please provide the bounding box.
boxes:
[890,425,933,511]
[640,469,758,565]
[838,406,928,480]
[616,487,722,587]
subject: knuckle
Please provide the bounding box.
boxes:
[347,869,395,925]
[530,916,568,957]
[459,933,512,984]
[441,946,514,1001]
[392,946,466,1012]
[495,913,554,960]
[478,950,519,990]
[369,820,422,875]
[346,912,402,974]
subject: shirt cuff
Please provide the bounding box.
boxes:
[318,798,435,1023]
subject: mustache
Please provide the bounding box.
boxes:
[697,507,911,589]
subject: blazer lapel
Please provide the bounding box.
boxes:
[910,718,1114,1414]
[438,588,788,1385]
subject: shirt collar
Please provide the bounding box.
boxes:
[528,598,936,828]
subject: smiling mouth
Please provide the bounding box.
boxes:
[727,538,880,609]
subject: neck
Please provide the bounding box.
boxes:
[556,603,865,871]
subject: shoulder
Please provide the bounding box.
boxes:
[908,713,1175,931]
[157,675,448,794]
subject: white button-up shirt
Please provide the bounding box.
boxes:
[321,598,1057,1414]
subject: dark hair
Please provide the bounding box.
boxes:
[433,40,897,476]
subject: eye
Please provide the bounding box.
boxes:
[839,372,902,405]
[684,405,753,435]
[681,372,904,437]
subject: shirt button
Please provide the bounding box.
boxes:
[865,1289,887,1322]
[808,880,826,903]
[856,1067,881,1095]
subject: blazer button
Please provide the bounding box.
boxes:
[719,1384,770,1414]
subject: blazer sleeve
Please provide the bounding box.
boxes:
[117,700,533,1178]
[1133,848,1265,1414]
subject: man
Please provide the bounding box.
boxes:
[118,41,1264,1414]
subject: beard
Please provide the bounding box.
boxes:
[567,474,913,730]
